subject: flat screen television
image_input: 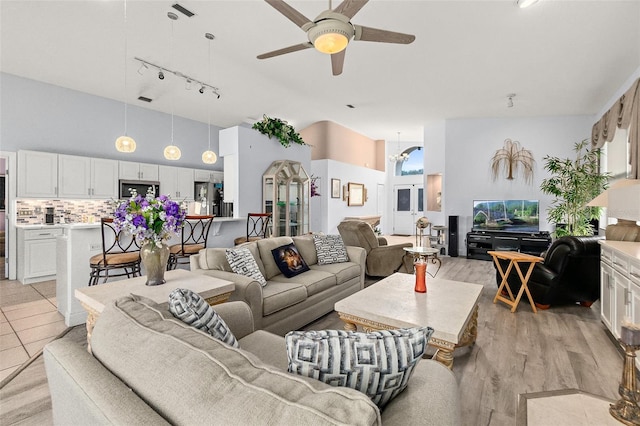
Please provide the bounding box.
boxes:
[472,199,539,233]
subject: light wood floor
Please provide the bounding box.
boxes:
[0,256,624,425]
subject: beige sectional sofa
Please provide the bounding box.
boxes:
[44,296,461,425]
[190,235,366,335]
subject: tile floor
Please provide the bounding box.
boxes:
[0,279,66,382]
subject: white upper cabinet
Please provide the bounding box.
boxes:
[17,150,58,198]
[58,155,118,199]
[159,165,194,201]
[119,161,159,181]
[194,169,223,184]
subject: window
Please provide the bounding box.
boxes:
[399,147,423,176]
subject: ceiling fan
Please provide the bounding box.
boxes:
[257,0,416,76]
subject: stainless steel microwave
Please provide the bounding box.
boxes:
[119,180,160,199]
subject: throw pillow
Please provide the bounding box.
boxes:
[285,327,433,409]
[313,234,349,265]
[225,247,267,286]
[271,243,310,278]
[168,288,239,348]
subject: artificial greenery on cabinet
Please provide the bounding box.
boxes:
[540,139,609,237]
[252,115,307,148]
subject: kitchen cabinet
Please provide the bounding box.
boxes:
[600,240,640,370]
[159,165,194,201]
[119,161,159,181]
[17,226,63,284]
[194,169,223,184]
[58,155,118,199]
[17,150,58,198]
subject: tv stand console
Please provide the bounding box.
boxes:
[466,231,551,261]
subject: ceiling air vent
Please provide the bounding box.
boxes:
[172,3,195,18]
[137,96,152,103]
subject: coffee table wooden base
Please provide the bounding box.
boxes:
[337,305,479,370]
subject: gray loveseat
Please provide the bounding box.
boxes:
[190,235,366,335]
[44,296,461,425]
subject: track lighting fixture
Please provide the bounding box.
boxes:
[137,62,148,75]
[134,57,221,99]
[507,93,516,108]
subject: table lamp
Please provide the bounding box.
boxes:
[610,322,640,425]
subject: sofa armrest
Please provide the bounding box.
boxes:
[190,253,202,271]
[367,243,413,276]
[44,339,170,425]
[211,301,255,339]
[191,269,266,330]
[377,236,388,246]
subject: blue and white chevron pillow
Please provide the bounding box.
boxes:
[168,288,239,348]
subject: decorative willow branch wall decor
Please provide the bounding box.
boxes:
[491,139,535,184]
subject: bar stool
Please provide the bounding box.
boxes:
[233,213,272,246]
[88,218,141,286]
[167,215,214,270]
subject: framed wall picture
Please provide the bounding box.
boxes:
[331,179,341,198]
[347,182,365,206]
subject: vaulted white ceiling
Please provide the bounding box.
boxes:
[1,1,638,142]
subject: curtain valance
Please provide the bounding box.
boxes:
[591,78,640,177]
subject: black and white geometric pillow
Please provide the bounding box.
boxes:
[285,327,433,408]
[313,234,349,265]
[168,288,239,348]
[225,247,267,286]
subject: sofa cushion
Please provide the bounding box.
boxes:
[90,295,381,426]
[198,248,232,272]
[271,243,310,278]
[310,262,361,285]
[292,235,318,266]
[262,281,308,316]
[168,288,239,348]
[285,327,433,409]
[270,269,336,297]
[226,247,267,287]
[257,236,295,280]
[313,234,349,265]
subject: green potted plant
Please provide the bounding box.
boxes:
[540,139,609,237]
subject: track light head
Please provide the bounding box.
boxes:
[137,62,148,75]
[158,71,165,80]
[199,86,205,94]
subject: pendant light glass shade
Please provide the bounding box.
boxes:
[115,135,136,153]
[164,145,181,160]
[201,150,217,164]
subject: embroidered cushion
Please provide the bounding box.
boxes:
[312,234,349,265]
[271,243,311,278]
[285,327,433,408]
[168,288,239,348]
[225,247,267,286]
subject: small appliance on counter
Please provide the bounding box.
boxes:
[45,207,55,225]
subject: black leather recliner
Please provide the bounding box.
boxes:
[493,236,602,308]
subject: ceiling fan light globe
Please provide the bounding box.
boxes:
[308,19,353,54]
[115,136,136,153]
[164,145,181,160]
[202,150,217,164]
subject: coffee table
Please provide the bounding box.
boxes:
[335,272,483,369]
[75,269,235,351]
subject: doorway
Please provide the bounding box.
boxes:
[393,184,423,235]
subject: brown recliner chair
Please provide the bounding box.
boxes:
[337,220,413,277]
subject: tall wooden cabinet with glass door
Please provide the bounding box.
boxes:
[263,160,309,237]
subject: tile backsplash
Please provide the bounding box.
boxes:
[16,199,116,225]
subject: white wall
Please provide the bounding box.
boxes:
[425,115,594,256]
[311,159,386,234]
[1,73,223,170]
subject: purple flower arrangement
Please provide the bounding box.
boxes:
[113,193,186,247]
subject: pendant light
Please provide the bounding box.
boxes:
[388,132,408,163]
[164,11,181,160]
[201,32,218,165]
[115,0,136,153]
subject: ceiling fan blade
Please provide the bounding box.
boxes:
[331,50,346,76]
[354,25,416,44]
[264,0,313,29]
[333,0,369,19]
[257,42,313,59]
